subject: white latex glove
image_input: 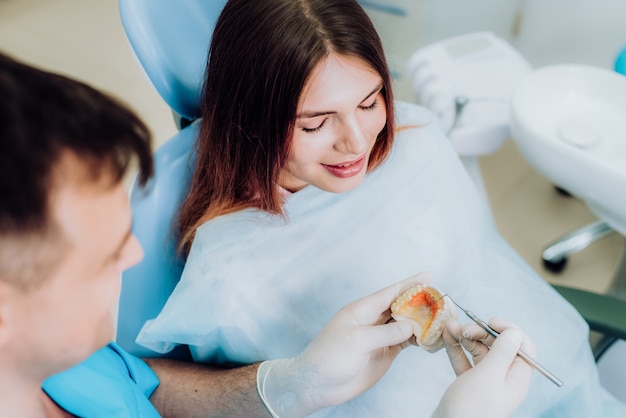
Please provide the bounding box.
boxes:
[432,318,536,418]
[256,273,430,417]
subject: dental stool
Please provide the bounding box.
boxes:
[116,0,626,402]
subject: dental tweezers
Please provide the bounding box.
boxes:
[443,294,564,387]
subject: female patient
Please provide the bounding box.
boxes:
[138,0,625,416]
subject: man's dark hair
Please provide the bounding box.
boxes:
[0,52,153,286]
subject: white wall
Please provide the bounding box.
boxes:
[515,0,626,69]
[363,0,626,101]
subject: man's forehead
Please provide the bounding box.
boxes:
[50,155,130,254]
[51,151,119,191]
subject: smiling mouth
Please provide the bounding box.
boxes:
[321,155,366,178]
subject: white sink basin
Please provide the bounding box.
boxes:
[510,64,626,235]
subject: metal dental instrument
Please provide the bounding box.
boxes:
[442,294,564,387]
[447,95,469,134]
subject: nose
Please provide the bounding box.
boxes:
[334,114,369,155]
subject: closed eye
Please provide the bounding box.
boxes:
[360,99,379,112]
[302,118,328,134]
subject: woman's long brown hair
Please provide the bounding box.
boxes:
[178,0,396,256]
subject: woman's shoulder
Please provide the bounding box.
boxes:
[392,101,450,145]
[384,101,458,166]
[394,100,443,131]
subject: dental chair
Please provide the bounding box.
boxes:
[116,0,626,403]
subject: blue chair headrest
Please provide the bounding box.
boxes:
[119,0,227,120]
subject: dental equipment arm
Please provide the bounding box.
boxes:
[256,274,428,417]
[432,318,535,418]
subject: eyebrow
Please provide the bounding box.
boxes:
[296,83,384,119]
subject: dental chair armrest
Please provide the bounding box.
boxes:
[552,285,626,341]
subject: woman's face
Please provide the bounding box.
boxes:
[279,54,387,193]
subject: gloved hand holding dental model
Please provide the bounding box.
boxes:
[432,318,536,418]
[256,273,426,417]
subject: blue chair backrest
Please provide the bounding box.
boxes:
[116,0,224,358]
[116,123,198,358]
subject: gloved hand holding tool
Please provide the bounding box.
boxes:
[433,318,536,418]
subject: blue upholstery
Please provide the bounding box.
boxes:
[359,1,407,16]
[119,0,227,120]
[616,46,626,75]
[115,122,197,358]
[117,0,220,358]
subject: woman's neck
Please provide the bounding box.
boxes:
[277,184,295,196]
